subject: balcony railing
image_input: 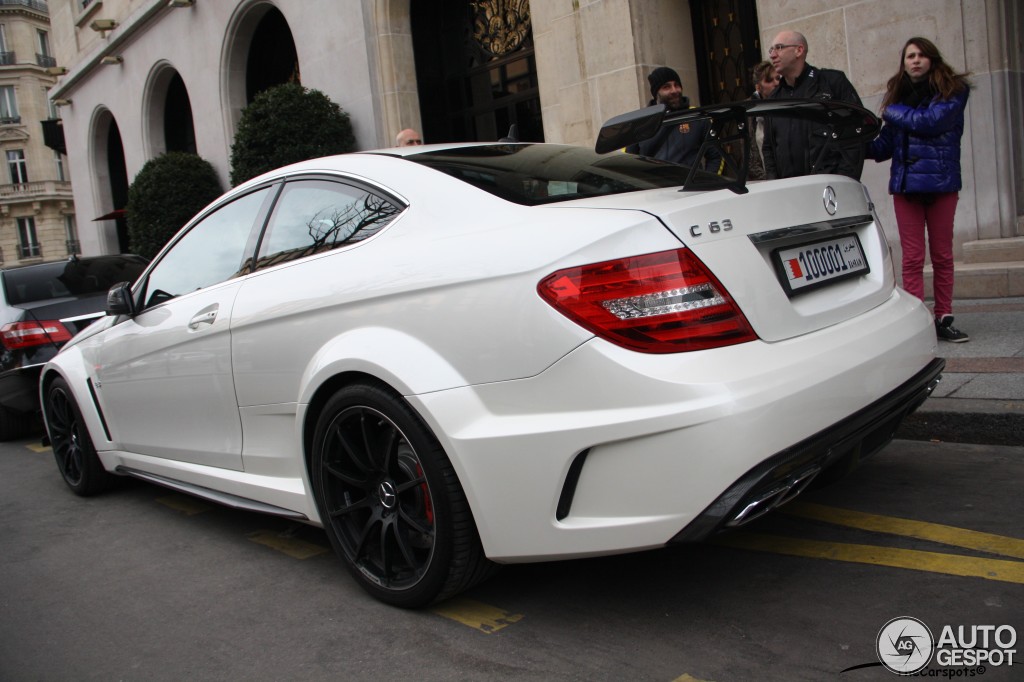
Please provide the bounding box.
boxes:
[0,180,73,200]
[19,242,42,259]
[0,1,50,14]
[36,53,56,67]
[0,115,20,124]
[0,52,15,66]
[66,239,81,255]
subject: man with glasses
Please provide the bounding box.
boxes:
[762,31,864,179]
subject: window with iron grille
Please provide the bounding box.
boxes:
[7,149,27,184]
[17,217,41,258]
[54,149,65,181]
[0,86,19,124]
[65,215,80,255]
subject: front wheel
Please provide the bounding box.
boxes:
[45,377,114,496]
[311,383,493,607]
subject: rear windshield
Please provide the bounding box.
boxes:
[2,255,148,305]
[403,144,714,206]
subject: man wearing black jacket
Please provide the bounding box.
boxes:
[627,66,723,174]
[762,31,865,179]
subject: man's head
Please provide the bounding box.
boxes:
[768,31,807,83]
[648,66,685,110]
[395,128,423,147]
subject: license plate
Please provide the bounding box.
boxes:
[773,233,869,296]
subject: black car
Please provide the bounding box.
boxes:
[0,254,148,439]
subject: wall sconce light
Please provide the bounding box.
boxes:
[101,55,124,65]
[45,66,69,76]
[90,19,118,33]
[53,98,72,107]
[168,0,195,6]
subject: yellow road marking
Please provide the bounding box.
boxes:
[431,597,524,634]
[673,675,716,682]
[247,530,330,560]
[781,501,1024,560]
[714,532,1024,584]
[26,443,50,453]
[155,494,214,516]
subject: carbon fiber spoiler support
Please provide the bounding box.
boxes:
[594,98,881,194]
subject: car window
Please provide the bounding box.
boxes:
[2,256,148,305]
[402,144,705,206]
[254,179,401,270]
[141,187,271,309]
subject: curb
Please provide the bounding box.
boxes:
[895,398,1024,447]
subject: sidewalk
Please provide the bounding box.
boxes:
[895,296,1024,446]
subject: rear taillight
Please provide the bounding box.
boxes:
[0,320,73,350]
[538,248,757,353]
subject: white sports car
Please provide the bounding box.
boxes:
[42,101,943,607]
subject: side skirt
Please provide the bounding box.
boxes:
[116,466,309,520]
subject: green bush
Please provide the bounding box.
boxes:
[229,83,356,186]
[125,152,223,259]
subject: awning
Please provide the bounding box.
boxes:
[93,209,125,221]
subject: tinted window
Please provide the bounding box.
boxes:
[253,179,401,270]
[2,255,148,305]
[403,144,703,206]
[142,187,270,309]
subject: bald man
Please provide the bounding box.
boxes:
[395,129,423,147]
[761,30,864,179]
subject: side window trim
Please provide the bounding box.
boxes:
[133,183,280,311]
[249,174,407,273]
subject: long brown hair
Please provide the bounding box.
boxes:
[880,37,970,110]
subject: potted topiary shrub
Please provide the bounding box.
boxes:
[125,152,223,260]
[229,82,356,187]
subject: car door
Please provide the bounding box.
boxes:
[93,186,275,469]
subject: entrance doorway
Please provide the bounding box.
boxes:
[411,2,543,143]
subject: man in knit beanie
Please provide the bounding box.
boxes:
[627,66,723,173]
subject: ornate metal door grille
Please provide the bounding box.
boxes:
[412,1,543,143]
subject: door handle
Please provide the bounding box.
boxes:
[188,309,218,330]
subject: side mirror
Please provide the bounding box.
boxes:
[106,281,136,316]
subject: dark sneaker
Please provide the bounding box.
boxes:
[936,315,969,343]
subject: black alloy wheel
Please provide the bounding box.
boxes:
[311,384,492,608]
[46,377,113,496]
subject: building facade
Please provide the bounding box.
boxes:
[0,0,75,267]
[46,0,1023,289]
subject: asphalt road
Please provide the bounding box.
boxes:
[1,437,1021,681]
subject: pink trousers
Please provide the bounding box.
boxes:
[892,192,959,318]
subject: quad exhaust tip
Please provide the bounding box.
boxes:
[725,466,822,528]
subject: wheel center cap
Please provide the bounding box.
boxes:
[378,480,398,509]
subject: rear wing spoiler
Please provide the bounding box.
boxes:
[594,98,880,194]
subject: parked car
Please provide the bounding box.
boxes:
[0,254,147,439]
[41,101,943,608]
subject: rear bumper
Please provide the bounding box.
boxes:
[0,365,43,413]
[412,288,939,562]
[670,356,944,543]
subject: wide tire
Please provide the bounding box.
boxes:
[45,377,114,496]
[311,383,493,608]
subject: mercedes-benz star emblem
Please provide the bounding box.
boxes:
[378,480,398,509]
[823,186,838,215]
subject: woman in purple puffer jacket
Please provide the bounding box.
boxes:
[867,37,971,343]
